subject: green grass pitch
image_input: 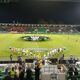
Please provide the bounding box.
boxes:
[0,33,80,60]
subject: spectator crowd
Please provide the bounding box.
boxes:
[3,61,41,80]
[0,24,79,33]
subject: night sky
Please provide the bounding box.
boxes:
[0,0,80,24]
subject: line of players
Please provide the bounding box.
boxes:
[9,47,66,56]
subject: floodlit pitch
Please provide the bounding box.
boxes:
[0,33,80,60]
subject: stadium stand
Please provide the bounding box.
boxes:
[7,26,27,32]
[38,27,46,33]
[0,23,79,33]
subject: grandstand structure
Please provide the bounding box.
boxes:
[0,23,79,33]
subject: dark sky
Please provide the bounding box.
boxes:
[0,0,80,24]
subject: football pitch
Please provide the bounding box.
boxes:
[0,33,80,60]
